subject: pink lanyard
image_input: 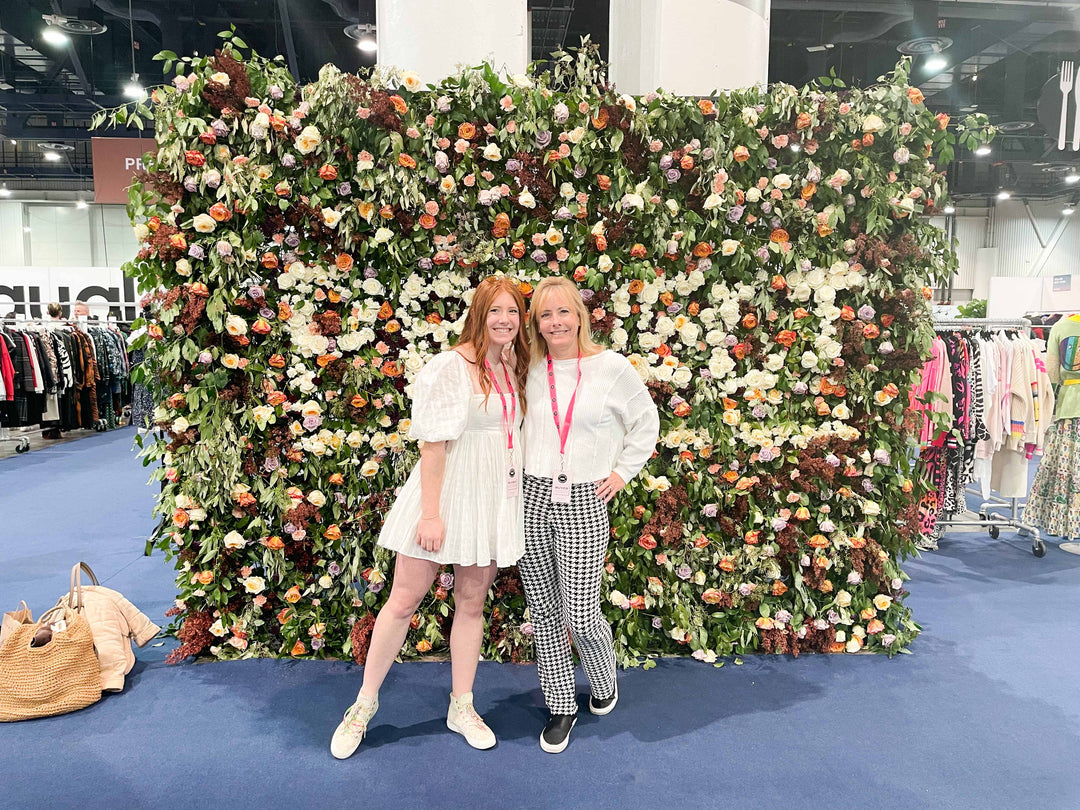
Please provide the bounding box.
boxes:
[546,353,582,459]
[484,358,516,453]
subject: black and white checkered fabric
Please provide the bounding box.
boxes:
[519,473,616,715]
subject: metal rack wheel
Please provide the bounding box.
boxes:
[15,440,30,453]
[988,525,1000,539]
[1033,540,1047,558]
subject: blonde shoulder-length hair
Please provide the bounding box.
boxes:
[527,276,604,364]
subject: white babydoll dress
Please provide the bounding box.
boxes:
[377,350,525,567]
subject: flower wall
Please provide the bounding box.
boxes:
[116,35,988,664]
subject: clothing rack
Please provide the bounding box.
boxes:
[929,317,1046,557]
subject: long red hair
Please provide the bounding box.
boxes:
[454,276,530,409]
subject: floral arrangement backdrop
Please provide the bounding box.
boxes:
[107,32,989,665]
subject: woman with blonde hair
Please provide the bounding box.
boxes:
[331,275,529,758]
[519,276,659,753]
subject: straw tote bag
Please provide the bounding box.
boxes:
[0,604,102,722]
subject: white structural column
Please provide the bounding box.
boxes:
[376,0,529,85]
[610,0,771,96]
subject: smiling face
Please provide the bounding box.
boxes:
[486,290,520,350]
[535,288,580,357]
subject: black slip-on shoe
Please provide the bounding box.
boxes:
[589,682,618,716]
[540,713,578,754]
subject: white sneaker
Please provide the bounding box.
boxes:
[446,692,497,750]
[330,693,378,760]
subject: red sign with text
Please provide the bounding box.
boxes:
[91,137,157,204]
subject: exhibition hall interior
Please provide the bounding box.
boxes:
[1,1,1079,807]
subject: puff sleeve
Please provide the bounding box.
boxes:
[409,351,473,442]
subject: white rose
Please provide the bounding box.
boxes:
[568,126,585,144]
[672,367,693,386]
[192,214,216,233]
[482,143,502,161]
[319,574,334,589]
[209,619,227,637]
[210,72,230,87]
[243,577,266,595]
[835,590,852,608]
[518,188,536,208]
[361,278,385,296]
[223,531,247,550]
[172,416,190,434]
[372,227,394,244]
[610,327,628,347]
[307,490,326,507]
[296,125,322,154]
[560,182,575,199]
[709,355,735,377]
[745,187,761,203]
[133,223,150,242]
[704,193,722,210]
[741,107,759,126]
[401,71,422,91]
[321,208,342,228]
[511,73,533,89]
[863,114,885,133]
[800,351,819,369]
[225,315,247,336]
[721,239,740,256]
[772,173,792,190]
[597,254,614,272]
[360,459,379,477]
[863,501,881,517]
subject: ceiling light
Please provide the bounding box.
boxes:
[975,145,991,156]
[9,139,16,146]
[23,226,31,233]
[42,26,69,46]
[76,199,87,209]
[1064,206,1075,216]
[123,74,146,100]
[971,74,978,82]
[943,205,956,214]
[996,190,1011,200]
[0,185,11,198]
[926,56,947,71]
[346,23,378,53]
[1066,172,1080,184]
[44,150,61,161]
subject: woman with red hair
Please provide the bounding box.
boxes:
[331,275,529,758]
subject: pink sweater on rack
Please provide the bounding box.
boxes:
[911,335,954,444]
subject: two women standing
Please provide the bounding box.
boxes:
[330,275,658,757]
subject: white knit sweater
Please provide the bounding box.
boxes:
[523,350,660,483]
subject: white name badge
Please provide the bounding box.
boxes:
[551,470,572,503]
[505,465,520,499]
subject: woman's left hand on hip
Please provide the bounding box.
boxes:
[596,472,626,503]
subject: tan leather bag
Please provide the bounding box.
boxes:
[0,601,33,647]
[0,604,102,722]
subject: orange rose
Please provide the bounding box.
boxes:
[881,314,895,328]
[324,525,342,541]
[863,323,881,339]
[627,279,644,295]
[458,122,476,139]
[772,581,788,596]
[801,182,817,200]
[817,224,834,237]
[793,307,810,319]
[277,608,292,625]
[419,213,437,230]
[382,361,402,377]
[626,595,645,610]
[638,534,657,550]
[284,585,302,603]
[829,641,846,653]
[335,253,353,271]
[389,95,407,114]
[674,402,691,418]
[629,243,647,259]
[770,275,787,291]
[718,557,735,572]
[776,330,797,348]
[511,240,526,259]
[291,641,307,657]
[702,589,722,605]
[742,313,758,329]
[209,202,232,222]
[518,281,533,297]
[398,153,417,169]
[733,145,750,163]
[591,107,609,130]
[680,155,694,170]
[862,133,874,147]
[329,473,345,485]
[235,492,256,508]
[492,212,510,237]
[744,530,761,545]
[769,228,790,244]
[379,204,395,220]
[172,509,190,527]
[692,242,713,258]
[318,164,338,181]
[377,301,394,319]
[147,324,164,340]
[596,174,611,191]
[416,639,433,653]
[197,570,214,586]
[867,619,885,634]
[907,87,924,105]
[169,233,187,250]
[698,99,716,116]
[278,302,292,320]
[796,112,812,130]
[936,112,950,130]
[269,354,286,369]
[264,535,285,550]
[261,253,279,269]
[594,234,608,252]
[849,536,867,549]
[267,391,286,407]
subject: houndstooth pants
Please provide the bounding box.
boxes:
[519,473,617,715]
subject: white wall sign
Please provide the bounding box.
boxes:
[0,266,142,322]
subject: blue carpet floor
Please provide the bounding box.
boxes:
[1,428,1079,810]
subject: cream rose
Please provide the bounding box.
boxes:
[296,125,322,154]
[193,214,216,233]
